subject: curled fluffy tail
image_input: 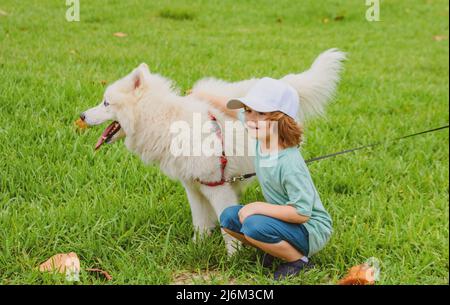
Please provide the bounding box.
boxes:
[281,48,347,122]
[192,48,346,122]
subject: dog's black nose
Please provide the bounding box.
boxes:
[80,113,86,121]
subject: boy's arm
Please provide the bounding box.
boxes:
[190,91,240,119]
[238,202,310,224]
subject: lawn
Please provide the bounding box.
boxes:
[0,0,448,284]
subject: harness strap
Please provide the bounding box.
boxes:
[196,112,228,187]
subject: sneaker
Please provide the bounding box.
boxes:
[259,252,275,268]
[274,258,313,280]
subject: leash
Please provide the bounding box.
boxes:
[225,124,449,183]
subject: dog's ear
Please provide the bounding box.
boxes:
[132,63,150,92]
[138,63,149,72]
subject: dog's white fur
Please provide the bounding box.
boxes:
[82,48,346,254]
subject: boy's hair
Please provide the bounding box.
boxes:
[265,111,303,148]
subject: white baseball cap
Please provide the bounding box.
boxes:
[226,77,299,120]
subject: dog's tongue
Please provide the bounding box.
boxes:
[95,121,117,150]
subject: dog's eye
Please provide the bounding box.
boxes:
[103,100,109,107]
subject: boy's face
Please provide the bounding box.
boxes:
[242,105,277,143]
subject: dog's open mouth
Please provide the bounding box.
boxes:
[95,121,121,150]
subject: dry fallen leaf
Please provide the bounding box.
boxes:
[338,263,376,285]
[74,118,88,130]
[0,9,9,16]
[334,15,345,21]
[113,32,127,37]
[39,252,113,282]
[433,35,448,41]
[39,252,80,274]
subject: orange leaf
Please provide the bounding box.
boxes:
[39,252,80,274]
[338,263,376,285]
[75,118,88,130]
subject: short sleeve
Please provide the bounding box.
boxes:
[282,172,316,217]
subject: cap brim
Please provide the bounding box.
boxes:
[226,98,246,109]
[226,98,276,113]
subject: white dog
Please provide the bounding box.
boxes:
[80,48,346,254]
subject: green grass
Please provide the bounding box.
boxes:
[0,0,448,285]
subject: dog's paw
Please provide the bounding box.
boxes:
[192,228,214,243]
[224,238,242,257]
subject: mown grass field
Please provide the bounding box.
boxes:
[0,0,448,284]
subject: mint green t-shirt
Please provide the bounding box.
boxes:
[238,109,332,256]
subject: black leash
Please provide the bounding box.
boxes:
[226,124,449,183]
[305,124,449,163]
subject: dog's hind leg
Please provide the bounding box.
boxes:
[181,180,217,242]
[199,183,242,256]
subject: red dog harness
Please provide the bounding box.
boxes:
[195,112,228,187]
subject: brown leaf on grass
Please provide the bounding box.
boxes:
[113,32,128,37]
[338,263,376,285]
[0,9,9,16]
[75,118,88,130]
[334,15,345,21]
[433,35,448,41]
[39,252,80,274]
[85,268,113,281]
[39,253,113,282]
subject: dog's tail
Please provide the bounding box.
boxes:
[280,48,346,122]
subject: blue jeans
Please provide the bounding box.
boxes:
[220,205,309,256]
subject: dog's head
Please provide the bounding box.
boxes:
[80,63,151,150]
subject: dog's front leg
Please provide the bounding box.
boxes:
[199,183,242,256]
[181,180,217,242]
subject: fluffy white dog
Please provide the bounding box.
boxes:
[80,48,346,254]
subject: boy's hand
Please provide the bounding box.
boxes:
[238,202,265,223]
[186,90,239,119]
